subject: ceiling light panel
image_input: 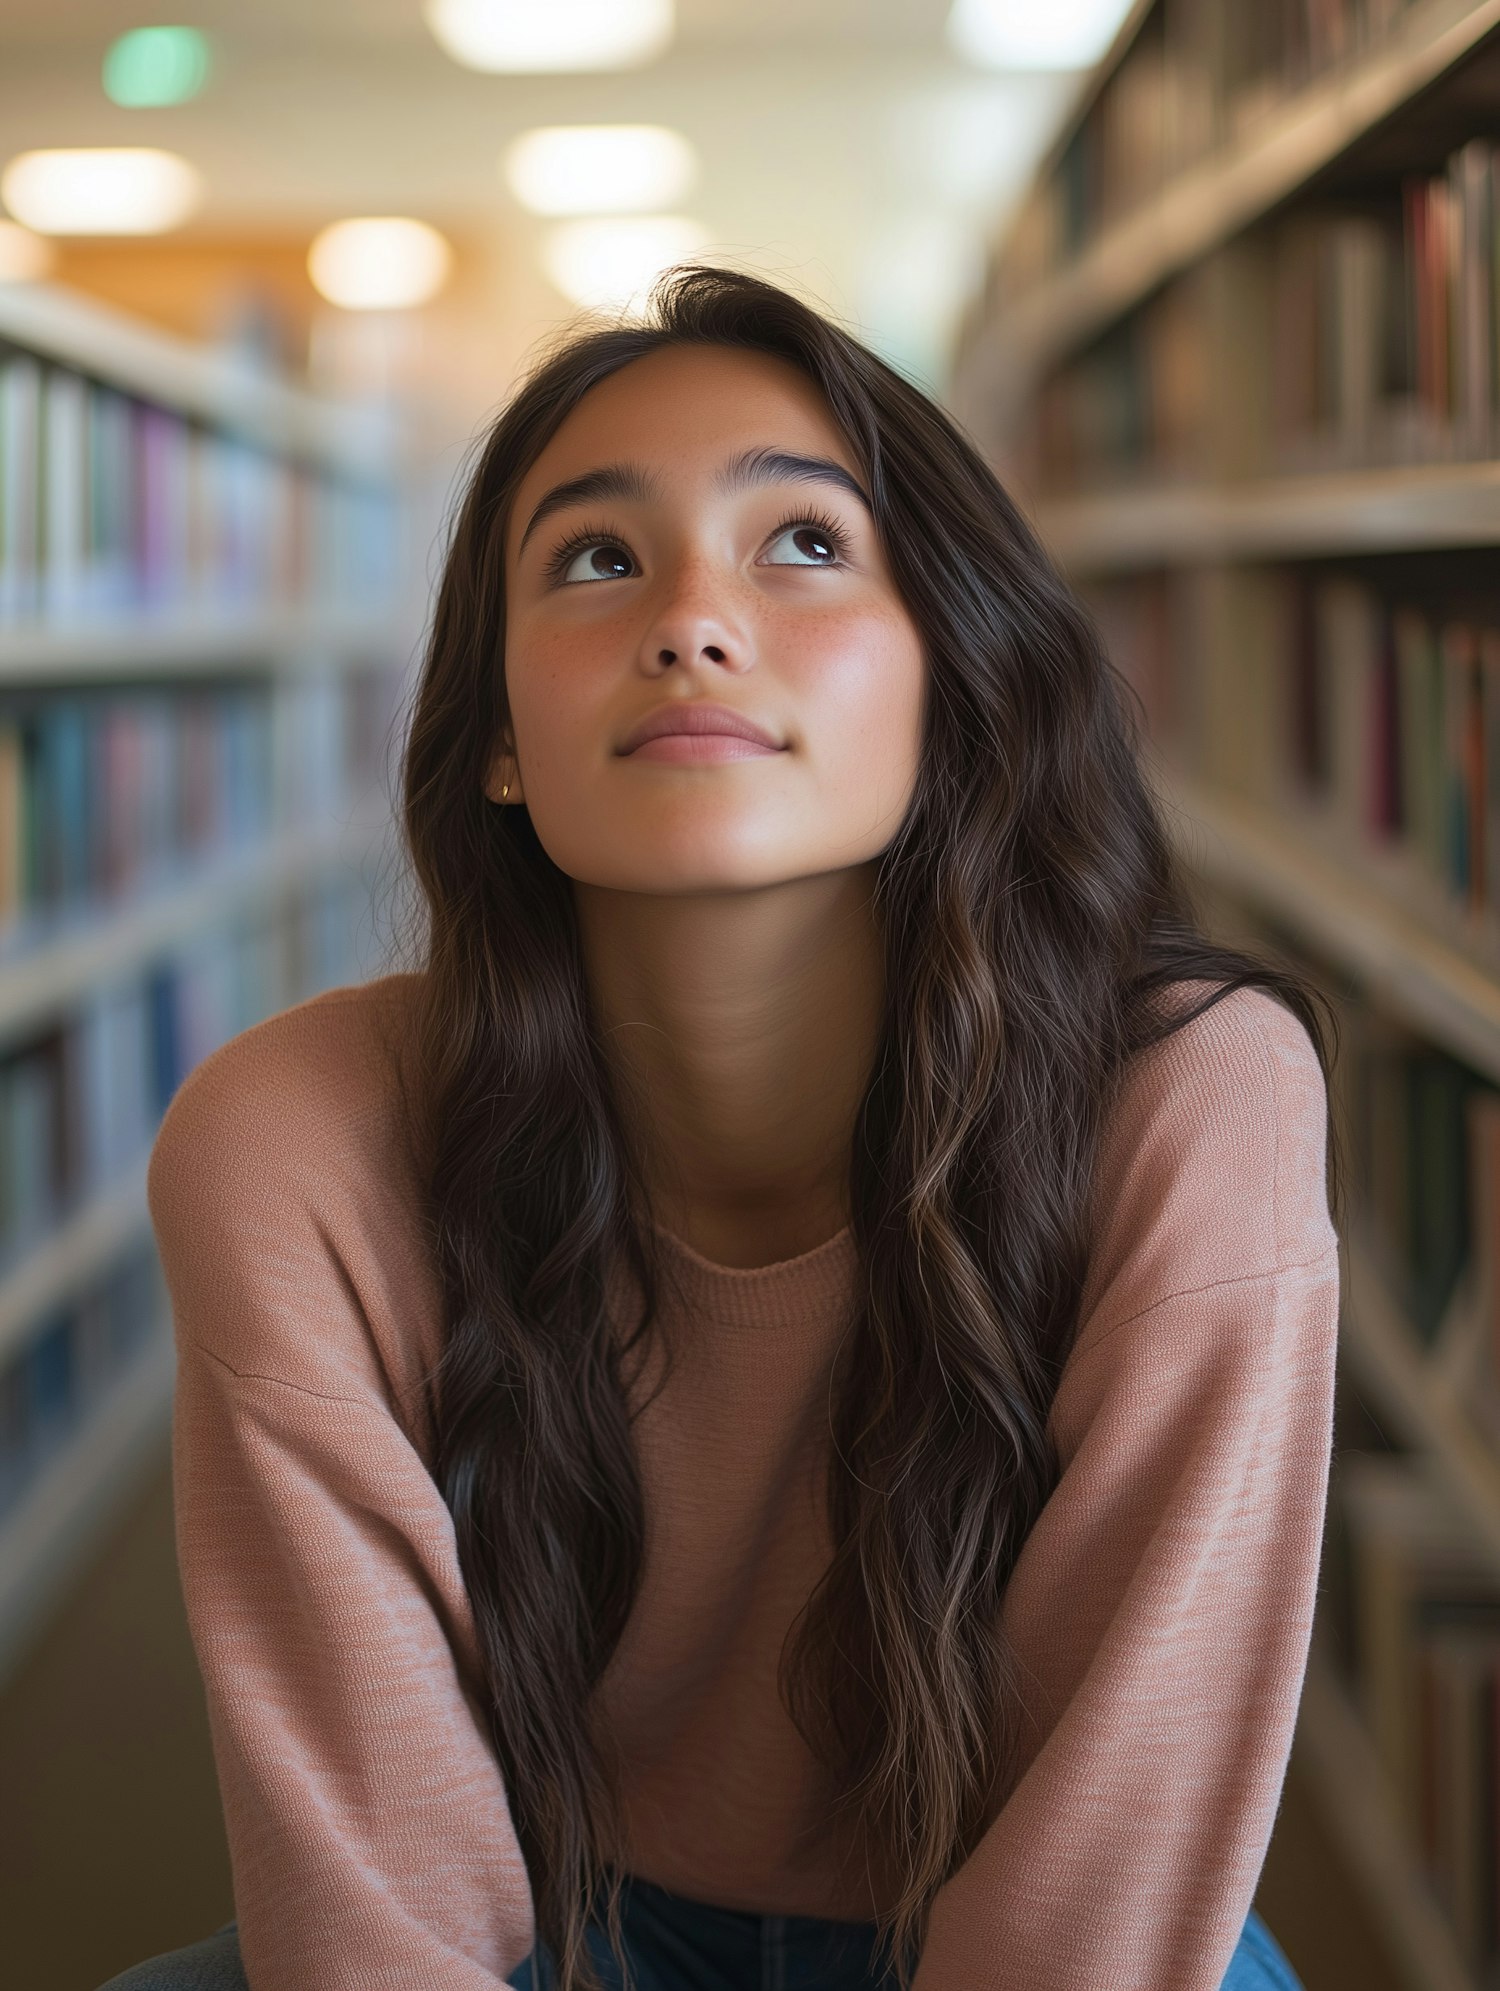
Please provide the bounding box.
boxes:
[425,0,674,73]
[504,126,697,217]
[307,216,455,310]
[543,214,712,313]
[0,148,204,234]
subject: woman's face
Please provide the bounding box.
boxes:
[492,342,927,896]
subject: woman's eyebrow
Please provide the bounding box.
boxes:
[515,446,873,558]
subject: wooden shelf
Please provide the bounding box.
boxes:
[1158,764,1500,1083]
[1297,1639,1476,1991]
[1342,1232,1500,1583]
[0,794,395,1050]
[0,606,408,681]
[0,280,396,475]
[0,1321,175,1692]
[1031,458,1500,573]
[954,0,1500,410]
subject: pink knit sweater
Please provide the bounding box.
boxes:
[148,970,1340,1990]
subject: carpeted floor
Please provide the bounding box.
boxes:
[2,1447,1405,1991]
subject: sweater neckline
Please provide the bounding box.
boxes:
[650,1217,855,1280]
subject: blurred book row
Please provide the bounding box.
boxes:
[0,349,401,627]
[1092,563,1500,962]
[0,662,400,949]
[0,1238,166,1522]
[1017,131,1500,493]
[0,281,414,1688]
[0,886,371,1518]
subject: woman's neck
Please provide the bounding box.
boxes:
[574,862,884,1263]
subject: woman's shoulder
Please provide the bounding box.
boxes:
[145,971,443,1415]
[1077,977,1337,1338]
[148,971,424,1195]
[1130,974,1328,1136]
[145,967,431,1256]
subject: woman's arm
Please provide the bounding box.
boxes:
[909,987,1341,1991]
[149,1009,536,1991]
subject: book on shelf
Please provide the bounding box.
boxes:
[1332,1448,1500,1974]
[1462,1088,1500,1450]
[1332,1000,1489,1351]
[1424,1616,1500,1960]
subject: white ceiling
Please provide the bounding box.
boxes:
[0,1,994,52]
[0,3,1079,394]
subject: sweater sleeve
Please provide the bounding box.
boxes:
[908,987,1341,1991]
[149,1019,536,1990]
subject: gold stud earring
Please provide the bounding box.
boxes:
[500,781,510,801]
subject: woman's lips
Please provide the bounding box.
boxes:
[622,734,785,762]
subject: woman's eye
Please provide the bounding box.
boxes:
[554,539,635,585]
[545,514,849,585]
[763,521,844,566]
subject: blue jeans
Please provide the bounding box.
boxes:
[95,1872,1303,1988]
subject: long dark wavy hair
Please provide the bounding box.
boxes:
[383,263,1345,1991]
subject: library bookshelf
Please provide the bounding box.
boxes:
[952,2,1500,1985]
[0,278,420,1691]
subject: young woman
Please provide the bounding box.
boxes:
[104,264,1342,1991]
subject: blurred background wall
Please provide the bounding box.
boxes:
[2,5,1499,1988]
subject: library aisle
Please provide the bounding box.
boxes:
[0,248,436,1991]
[2,4,1492,1989]
[952,2,1500,1986]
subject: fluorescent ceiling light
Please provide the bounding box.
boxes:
[425,0,673,72]
[543,214,712,314]
[504,125,696,217]
[307,216,454,310]
[0,219,54,281]
[946,0,1134,69]
[103,26,212,107]
[0,148,203,234]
